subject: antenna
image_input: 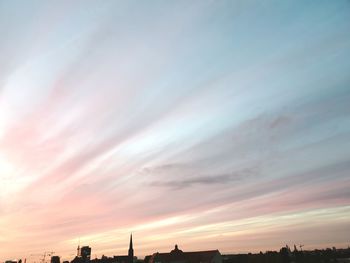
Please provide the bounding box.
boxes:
[77,237,81,257]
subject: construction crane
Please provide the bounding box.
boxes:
[43,251,55,263]
[30,252,55,263]
[29,253,43,262]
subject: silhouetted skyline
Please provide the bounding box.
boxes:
[4,239,350,263]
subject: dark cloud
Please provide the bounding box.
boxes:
[150,166,258,190]
[269,116,292,129]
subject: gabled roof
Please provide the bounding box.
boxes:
[148,245,220,263]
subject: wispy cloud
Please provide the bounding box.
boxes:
[149,167,258,189]
[0,0,350,261]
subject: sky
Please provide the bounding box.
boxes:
[0,0,350,261]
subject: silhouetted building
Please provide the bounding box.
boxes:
[81,246,92,262]
[128,234,134,263]
[280,246,290,263]
[89,234,136,263]
[51,256,61,263]
[147,245,222,263]
[144,256,152,263]
[112,234,135,263]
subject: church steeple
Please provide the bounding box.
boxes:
[128,233,134,263]
[129,233,133,250]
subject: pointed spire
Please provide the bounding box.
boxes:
[128,233,134,263]
[129,233,133,250]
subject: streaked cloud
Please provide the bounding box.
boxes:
[0,0,350,261]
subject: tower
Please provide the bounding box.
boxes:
[128,234,134,263]
[77,238,81,257]
[80,246,91,262]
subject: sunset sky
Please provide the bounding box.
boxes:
[1,0,350,261]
